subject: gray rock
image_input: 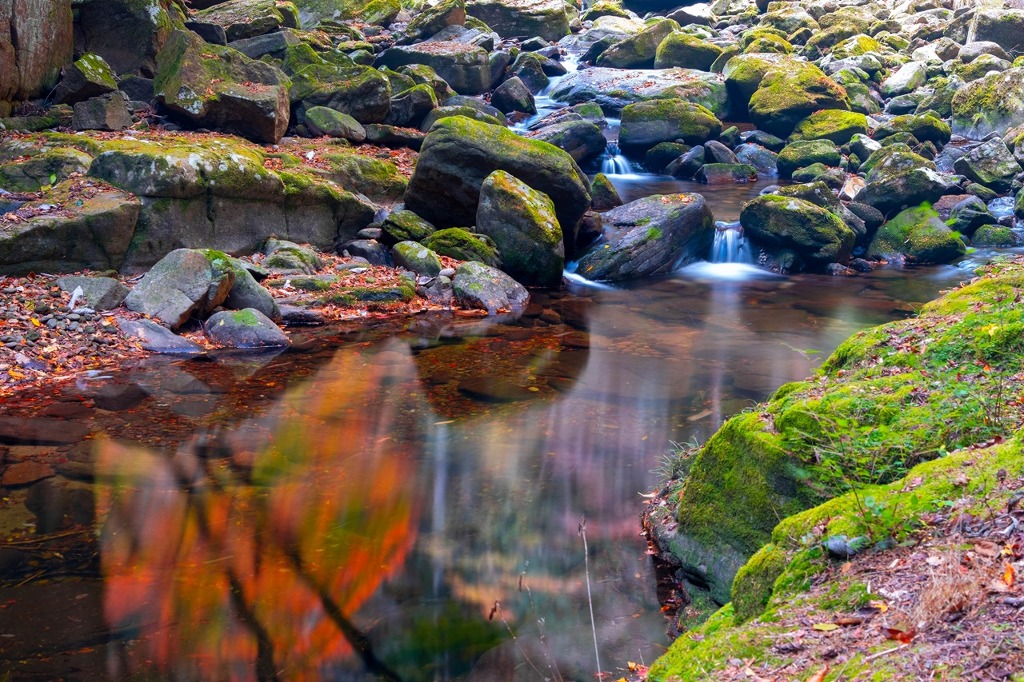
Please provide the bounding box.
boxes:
[118,318,206,354]
[740,194,854,267]
[953,139,1022,194]
[205,308,290,348]
[53,53,117,105]
[734,143,778,175]
[291,63,392,124]
[526,119,607,164]
[375,41,491,95]
[393,240,443,276]
[223,258,280,320]
[465,0,569,42]
[452,261,530,313]
[880,61,928,98]
[71,92,133,131]
[303,106,367,141]
[124,249,236,330]
[383,84,438,128]
[491,76,536,114]
[551,67,727,117]
[56,276,129,311]
[263,238,323,274]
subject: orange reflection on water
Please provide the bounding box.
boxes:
[95,349,421,680]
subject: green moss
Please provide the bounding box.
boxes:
[868,203,967,264]
[731,544,788,624]
[423,228,500,267]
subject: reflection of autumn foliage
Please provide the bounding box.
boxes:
[95,349,420,680]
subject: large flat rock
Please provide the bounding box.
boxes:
[550,67,727,116]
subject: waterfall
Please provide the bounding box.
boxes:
[599,142,633,175]
[710,225,753,264]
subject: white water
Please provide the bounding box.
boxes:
[710,224,754,264]
[513,54,580,131]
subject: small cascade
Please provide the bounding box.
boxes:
[599,142,633,175]
[513,54,580,131]
[710,224,754,264]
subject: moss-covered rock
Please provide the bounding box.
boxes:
[291,62,392,124]
[828,33,883,60]
[654,31,723,71]
[376,41,491,95]
[381,209,436,245]
[53,53,118,105]
[195,0,287,41]
[740,194,854,266]
[404,0,466,42]
[590,173,622,210]
[526,119,607,164]
[775,139,840,178]
[747,61,850,138]
[619,98,721,153]
[550,67,728,118]
[314,148,408,202]
[423,228,500,267]
[0,147,94,193]
[953,138,1022,194]
[867,203,967,264]
[392,240,443,276]
[789,109,867,145]
[465,0,569,42]
[303,106,367,141]
[731,543,788,625]
[874,112,951,145]
[721,52,794,113]
[595,18,679,69]
[290,0,399,27]
[951,67,1024,140]
[860,145,955,216]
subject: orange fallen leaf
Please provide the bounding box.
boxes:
[1004,563,1016,587]
[807,664,829,682]
[883,627,916,643]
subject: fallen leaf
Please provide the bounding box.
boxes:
[807,664,829,682]
[883,627,916,643]
[834,616,864,626]
[868,600,889,613]
[812,623,840,632]
[1004,563,1016,588]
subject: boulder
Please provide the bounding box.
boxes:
[476,170,564,287]
[205,308,290,348]
[223,257,280,321]
[0,0,73,111]
[953,139,1022,194]
[154,30,290,144]
[124,249,237,329]
[873,113,951,145]
[118,318,205,354]
[53,53,118,105]
[491,76,536,115]
[776,139,840,179]
[734,143,778,175]
[0,147,92,193]
[375,42,491,95]
[860,145,955,216]
[393,240,443,276]
[76,0,179,76]
[722,52,794,113]
[453,260,529,313]
[951,68,1024,140]
[0,180,139,275]
[56,276,129,310]
[695,163,757,184]
[574,193,714,282]
[654,31,722,71]
[972,224,1021,247]
[619,98,721,154]
[291,63,392,124]
[71,93,134,131]
[867,204,967,264]
[381,209,436,245]
[423,228,500,266]
[590,173,622,211]
[303,106,367,141]
[263,238,323,274]
[404,116,591,255]
[879,61,928,98]
[526,119,607,163]
[195,0,287,41]
[970,9,1024,55]
[740,195,854,266]
[465,0,569,42]
[550,67,727,117]
[290,0,400,27]
[596,18,679,69]
[747,61,850,138]
[384,84,439,127]
[789,109,867,145]
[404,0,466,42]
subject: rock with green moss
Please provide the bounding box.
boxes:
[759,6,818,34]
[596,18,678,69]
[423,228,500,266]
[196,0,287,41]
[303,106,367,141]
[645,141,690,173]
[879,60,928,98]
[526,119,606,164]
[452,260,529,313]
[263,237,323,274]
[381,210,436,245]
[221,255,280,321]
[315,148,408,202]
[393,240,443,276]
[53,53,118,105]
[619,98,721,154]
[971,9,1024,55]
[550,67,727,117]
[951,67,1024,140]
[125,248,237,329]
[721,53,795,113]
[291,63,392,124]
[867,203,966,264]
[653,31,722,71]
[590,173,622,210]
[405,116,591,255]
[789,109,866,145]
[376,41,491,95]
[77,0,181,77]
[575,193,713,282]
[419,104,503,131]
[953,138,1022,194]
[874,113,951,145]
[741,31,792,55]
[731,543,788,624]
[0,179,139,276]
[828,34,883,60]
[290,0,399,27]
[860,145,955,216]
[580,0,629,21]
[951,53,1013,83]
[154,30,290,143]
[491,76,535,115]
[404,0,466,42]
[476,170,564,287]
[775,139,840,179]
[972,224,1021,246]
[465,0,569,42]
[747,61,850,138]
[740,194,854,266]
[205,308,290,348]
[0,147,93,193]
[398,64,456,102]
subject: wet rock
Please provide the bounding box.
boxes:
[695,163,757,184]
[376,41,491,95]
[77,0,178,75]
[551,67,727,117]
[124,249,236,329]
[403,0,466,43]
[951,67,1024,140]
[859,145,955,216]
[655,31,722,71]
[972,224,1021,247]
[776,139,840,179]
[381,210,436,245]
[734,143,778,175]
[526,119,606,163]
[205,308,290,348]
[575,193,714,282]
[452,261,529,313]
[596,18,678,69]
[195,0,288,41]
[747,61,850,138]
[970,9,1024,55]
[119,318,206,354]
[666,145,705,179]
[0,0,72,108]
[423,228,501,267]
[476,170,564,287]
[278,304,325,326]
[383,84,438,128]
[56,276,129,311]
[867,204,967,264]
[491,76,536,115]
[619,98,721,154]
[26,479,95,532]
[880,61,928,98]
[466,0,569,42]
[185,20,228,45]
[0,417,89,445]
[223,257,280,321]
[740,195,854,267]
[1,461,55,487]
[590,173,622,211]
[90,381,149,411]
[340,239,392,265]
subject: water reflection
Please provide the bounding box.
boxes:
[1,267,973,681]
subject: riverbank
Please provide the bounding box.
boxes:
[645,257,1024,679]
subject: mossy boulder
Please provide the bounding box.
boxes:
[721,53,795,113]
[860,145,955,216]
[53,53,118,105]
[423,228,500,267]
[404,0,466,42]
[526,120,607,164]
[124,248,236,329]
[740,194,854,266]
[879,61,928,98]
[303,106,367,141]
[741,31,792,55]
[951,67,1024,140]
[195,0,287,41]
[290,0,399,27]
[789,109,866,145]
[452,260,529,313]
[392,240,443,276]
[399,64,457,103]
[420,104,503,131]
[595,18,679,69]
[828,34,882,60]
[619,98,722,154]
[222,255,280,321]
[205,308,290,348]
[491,76,535,115]
[263,237,323,274]
[873,113,951,145]
[405,116,591,256]
[291,63,392,124]
[574,193,714,282]
[476,170,564,287]
[550,67,727,117]
[465,0,569,42]
[747,61,850,138]
[775,139,840,178]
[375,41,491,95]
[972,224,1021,247]
[653,31,723,71]
[381,209,436,245]
[77,0,180,77]
[315,148,408,202]
[970,9,1024,55]
[953,138,1022,194]
[154,30,290,143]
[0,147,93,193]
[867,203,967,264]
[0,179,139,276]
[590,173,622,210]
[645,141,690,173]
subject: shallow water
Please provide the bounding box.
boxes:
[0,253,974,680]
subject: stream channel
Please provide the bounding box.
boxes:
[0,57,1004,682]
